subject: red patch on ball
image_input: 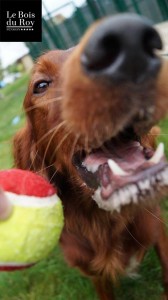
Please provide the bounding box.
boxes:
[0,169,56,197]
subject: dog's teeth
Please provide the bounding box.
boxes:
[128,184,138,204]
[118,189,126,205]
[159,169,168,186]
[138,179,150,191]
[149,143,164,164]
[82,163,99,173]
[112,196,120,211]
[108,159,128,176]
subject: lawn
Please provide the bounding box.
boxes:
[0,74,168,300]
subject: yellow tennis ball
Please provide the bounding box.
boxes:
[0,169,64,271]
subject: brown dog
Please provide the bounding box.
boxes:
[13,14,168,299]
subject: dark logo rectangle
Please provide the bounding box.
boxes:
[0,0,42,42]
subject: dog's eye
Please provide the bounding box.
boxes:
[33,81,51,94]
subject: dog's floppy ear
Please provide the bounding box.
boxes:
[13,121,35,170]
[13,120,49,178]
[13,79,42,172]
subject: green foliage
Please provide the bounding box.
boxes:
[0,59,4,81]
[0,73,29,168]
[0,74,168,299]
[7,62,24,74]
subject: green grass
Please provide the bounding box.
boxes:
[0,75,168,299]
[0,74,29,169]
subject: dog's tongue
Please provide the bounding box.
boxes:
[84,141,148,173]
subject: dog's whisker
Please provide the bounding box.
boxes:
[52,96,62,101]
[48,133,69,165]
[41,127,71,172]
[144,207,168,226]
[27,128,60,172]
[41,129,59,172]
[123,223,147,250]
[49,168,59,184]
[36,121,67,147]
[25,97,62,113]
[55,131,71,153]
[43,124,71,167]
[26,124,65,172]
[69,134,80,162]
[28,148,39,171]
[36,163,56,175]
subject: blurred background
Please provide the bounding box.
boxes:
[0,1,168,299]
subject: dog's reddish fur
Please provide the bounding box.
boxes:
[13,21,168,299]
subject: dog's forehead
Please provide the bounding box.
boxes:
[32,48,75,78]
[38,48,74,66]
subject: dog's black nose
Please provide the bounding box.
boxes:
[81,14,162,83]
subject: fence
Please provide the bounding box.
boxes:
[26,0,168,60]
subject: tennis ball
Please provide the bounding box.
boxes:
[0,169,64,271]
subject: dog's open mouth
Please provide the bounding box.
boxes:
[73,126,168,212]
